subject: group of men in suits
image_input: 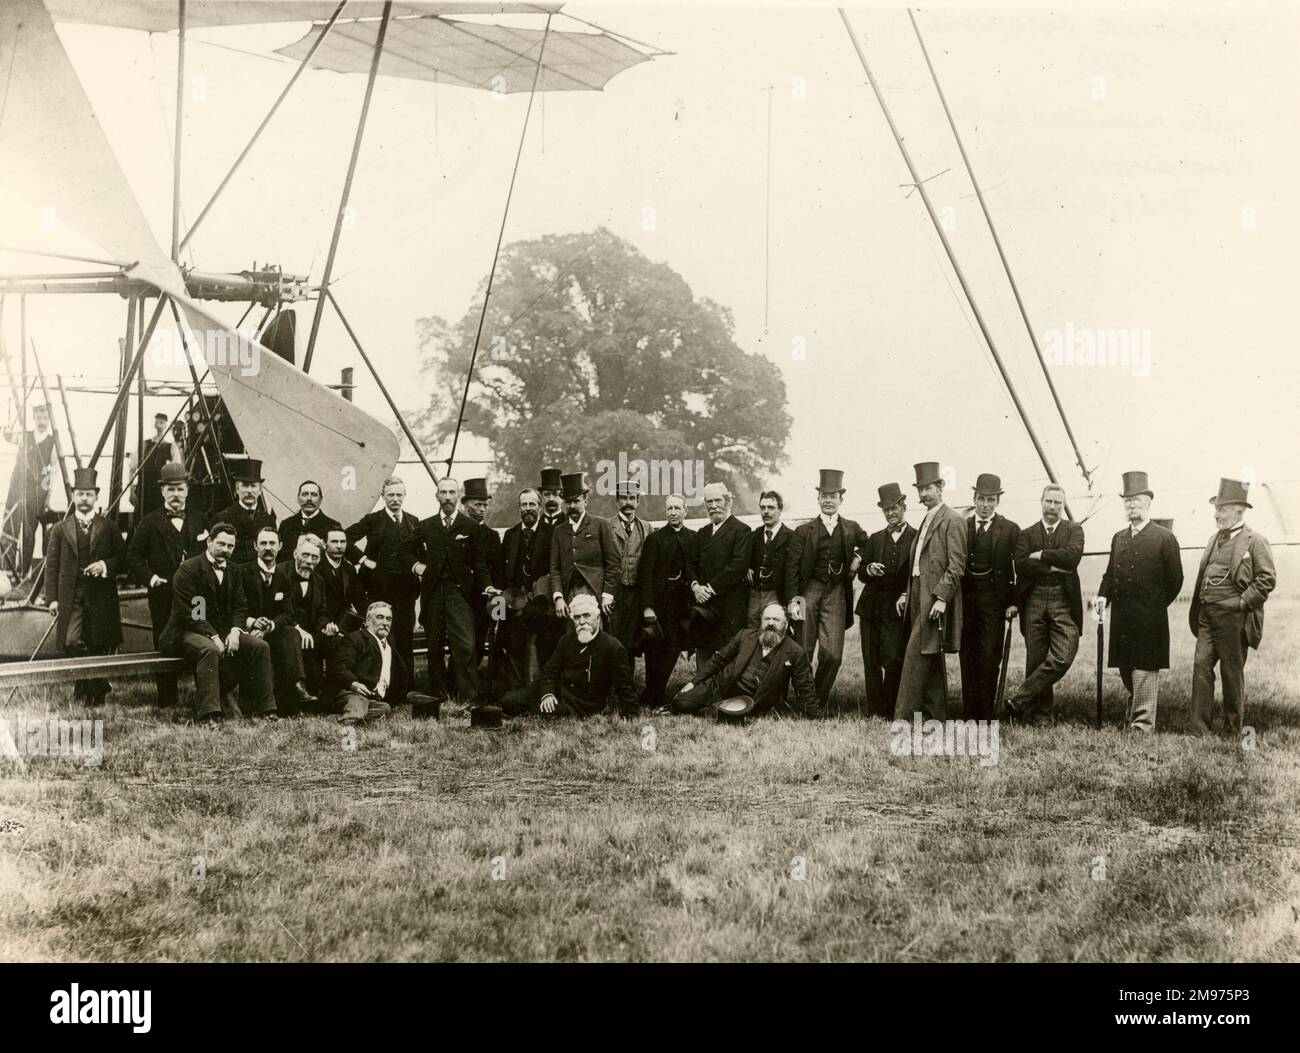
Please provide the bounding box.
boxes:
[39,448,1277,736]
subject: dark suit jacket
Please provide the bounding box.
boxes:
[694,629,820,716]
[1098,522,1183,669]
[159,554,248,651]
[344,508,422,581]
[691,514,752,639]
[855,522,916,661]
[503,520,550,592]
[1014,519,1085,631]
[127,506,210,585]
[787,516,868,629]
[962,512,1020,610]
[42,514,125,651]
[236,560,296,634]
[1188,525,1276,650]
[549,513,619,600]
[318,555,367,631]
[413,511,488,612]
[278,510,342,557]
[213,501,277,565]
[325,627,410,704]
[476,520,505,592]
[537,629,637,717]
[749,522,793,604]
[637,524,697,616]
[276,559,330,635]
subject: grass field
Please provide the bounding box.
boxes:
[2,599,1298,962]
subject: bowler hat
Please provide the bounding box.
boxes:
[876,482,905,508]
[715,695,756,722]
[72,466,99,491]
[229,458,264,483]
[462,477,490,502]
[1210,478,1252,509]
[687,604,720,636]
[913,462,942,488]
[615,480,640,499]
[1120,471,1154,499]
[560,472,589,500]
[973,473,1003,496]
[159,462,189,486]
[538,467,563,491]
[817,468,845,494]
[633,619,664,657]
[470,704,504,729]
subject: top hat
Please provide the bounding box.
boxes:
[560,472,589,500]
[229,458,264,483]
[687,604,721,635]
[913,461,942,488]
[1210,478,1252,508]
[817,468,845,494]
[538,467,563,492]
[470,704,504,729]
[615,480,640,499]
[715,695,756,722]
[876,482,905,508]
[71,466,99,491]
[633,618,664,657]
[973,473,1004,496]
[159,462,189,486]
[462,478,490,502]
[1120,471,1154,499]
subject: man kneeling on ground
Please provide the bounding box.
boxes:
[671,603,822,718]
[326,601,421,725]
[499,593,637,719]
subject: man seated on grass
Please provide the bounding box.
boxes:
[498,593,637,719]
[325,601,421,726]
[670,603,822,718]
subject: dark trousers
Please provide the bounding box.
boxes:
[147,585,180,706]
[798,578,846,708]
[499,614,536,691]
[671,678,726,715]
[179,630,275,719]
[643,637,683,710]
[65,603,111,703]
[500,682,586,718]
[959,579,1005,720]
[1190,605,1249,734]
[610,581,640,655]
[1013,584,1080,721]
[860,612,904,719]
[266,627,307,714]
[367,571,417,672]
[422,581,479,705]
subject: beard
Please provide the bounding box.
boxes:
[574,624,597,644]
[567,508,582,522]
[759,626,783,649]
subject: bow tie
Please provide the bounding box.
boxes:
[1218,528,1237,545]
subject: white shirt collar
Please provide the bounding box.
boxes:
[1041,518,1060,532]
[367,628,389,649]
[74,510,95,525]
[819,512,839,532]
[1129,519,1150,535]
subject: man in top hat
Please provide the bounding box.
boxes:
[607,480,652,655]
[1005,484,1085,724]
[459,478,505,660]
[786,469,867,711]
[856,482,917,719]
[499,593,637,720]
[3,402,57,572]
[499,488,551,689]
[159,522,277,723]
[345,475,423,671]
[671,602,821,718]
[1092,472,1183,733]
[688,482,752,667]
[637,493,698,709]
[42,467,125,704]
[278,480,343,558]
[214,458,277,565]
[549,472,619,617]
[127,461,210,706]
[1187,478,1276,735]
[411,476,490,716]
[959,473,1020,721]
[533,467,569,667]
[895,462,967,720]
[747,490,793,629]
[237,526,318,715]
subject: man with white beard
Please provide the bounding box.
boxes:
[498,593,637,719]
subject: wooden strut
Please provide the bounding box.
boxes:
[171,0,187,264]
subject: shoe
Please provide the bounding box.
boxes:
[1003,698,1024,722]
[293,681,318,706]
[260,712,281,723]
[198,714,222,726]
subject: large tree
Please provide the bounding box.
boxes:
[415,228,789,522]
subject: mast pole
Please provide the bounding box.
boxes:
[171,0,187,263]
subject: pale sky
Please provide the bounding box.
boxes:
[3,1,1298,543]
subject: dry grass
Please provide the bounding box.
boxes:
[2,600,1298,962]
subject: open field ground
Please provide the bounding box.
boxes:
[2,599,1298,962]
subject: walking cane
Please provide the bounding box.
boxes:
[995,611,1014,716]
[937,610,949,714]
[1095,603,1105,730]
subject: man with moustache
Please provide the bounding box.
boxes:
[534,467,569,666]
[671,603,821,718]
[498,594,637,719]
[238,526,317,715]
[607,480,651,655]
[1187,478,1277,736]
[637,493,697,710]
[787,469,867,711]
[278,480,342,557]
[747,491,793,629]
[549,472,619,618]
[127,461,210,707]
[1005,484,1085,724]
[688,482,751,667]
[856,483,916,719]
[213,458,276,565]
[43,467,125,705]
[499,487,550,688]
[1093,472,1183,733]
[316,526,366,636]
[326,602,419,726]
[959,474,1020,721]
[3,402,57,571]
[279,533,333,701]
[895,462,967,721]
[160,523,277,723]
[345,476,422,672]
[459,478,505,660]
[411,476,490,717]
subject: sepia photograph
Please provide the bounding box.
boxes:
[0,0,1296,1020]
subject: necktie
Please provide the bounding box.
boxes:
[977,521,987,537]
[765,530,772,545]
[1218,529,1235,545]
